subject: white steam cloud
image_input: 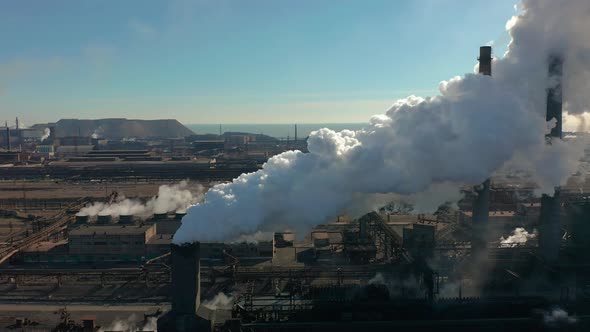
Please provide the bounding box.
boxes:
[202,292,233,310]
[174,0,590,243]
[91,126,104,139]
[543,308,577,326]
[78,181,203,219]
[231,231,273,244]
[98,314,156,332]
[499,227,537,248]
[40,127,50,142]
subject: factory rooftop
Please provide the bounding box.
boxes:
[69,224,154,236]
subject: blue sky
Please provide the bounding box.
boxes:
[0,0,517,125]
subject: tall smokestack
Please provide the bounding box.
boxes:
[472,46,492,254]
[171,242,200,314]
[478,46,492,76]
[294,124,298,142]
[6,125,10,151]
[539,54,563,263]
[546,55,563,139]
[158,242,209,331]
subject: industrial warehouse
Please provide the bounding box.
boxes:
[2,1,590,331]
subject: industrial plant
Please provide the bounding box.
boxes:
[0,44,588,331]
[2,0,590,331]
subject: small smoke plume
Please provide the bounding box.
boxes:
[40,128,50,142]
[202,292,233,310]
[98,314,156,332]
[366,273,423,298]
[78,181,203,219]
[91,126,104,139]
[231,231,273,244]
[543,308,577,326]
[499,227,537,248]
[368,273,387,285]
[174,0,590,243]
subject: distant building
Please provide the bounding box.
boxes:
[68,224,156,262]
[56,145,95,158]
[19,128,45,140]
[226,135,251,148]
[58,136,92,146]
[37,145,55,153]
[0,151,21,164]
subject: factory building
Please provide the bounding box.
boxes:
[68,224,156,262]
[0,151,21,164]
[56,145,95,158]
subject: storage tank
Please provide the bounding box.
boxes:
[75,215,89,224]
[118,214,134,224]
[96,214,112,224]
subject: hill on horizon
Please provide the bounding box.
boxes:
[47,118,195,139]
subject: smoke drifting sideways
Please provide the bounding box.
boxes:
[98,314,156,332]
[202,292,234,310]
[499,228,537,248]
[77,181,203,219]
[174,0,590,244]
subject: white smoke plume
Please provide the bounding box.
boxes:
[231,231,273,244]
[543,308,577,326]
[98,314,156,332]
[174,0,590,243]
[40,127,50,142]
[202,292,233,310]
[368,273,387,285]
[499,228,537,248]
[78,181,203,219]
[91,126,104,139]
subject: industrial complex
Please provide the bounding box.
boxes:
[0,45,589,332]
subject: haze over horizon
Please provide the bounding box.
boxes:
[0,0,516,125]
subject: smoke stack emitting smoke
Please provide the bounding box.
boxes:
[174,0,590,244]
[40,128,50,142]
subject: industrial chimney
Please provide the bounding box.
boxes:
[157,242,210,332]
[478,46,492,76]
[5,125,10,151]
[471,46,492,255]
[539,54,563,263]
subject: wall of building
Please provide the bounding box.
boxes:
[68,225,155,262]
